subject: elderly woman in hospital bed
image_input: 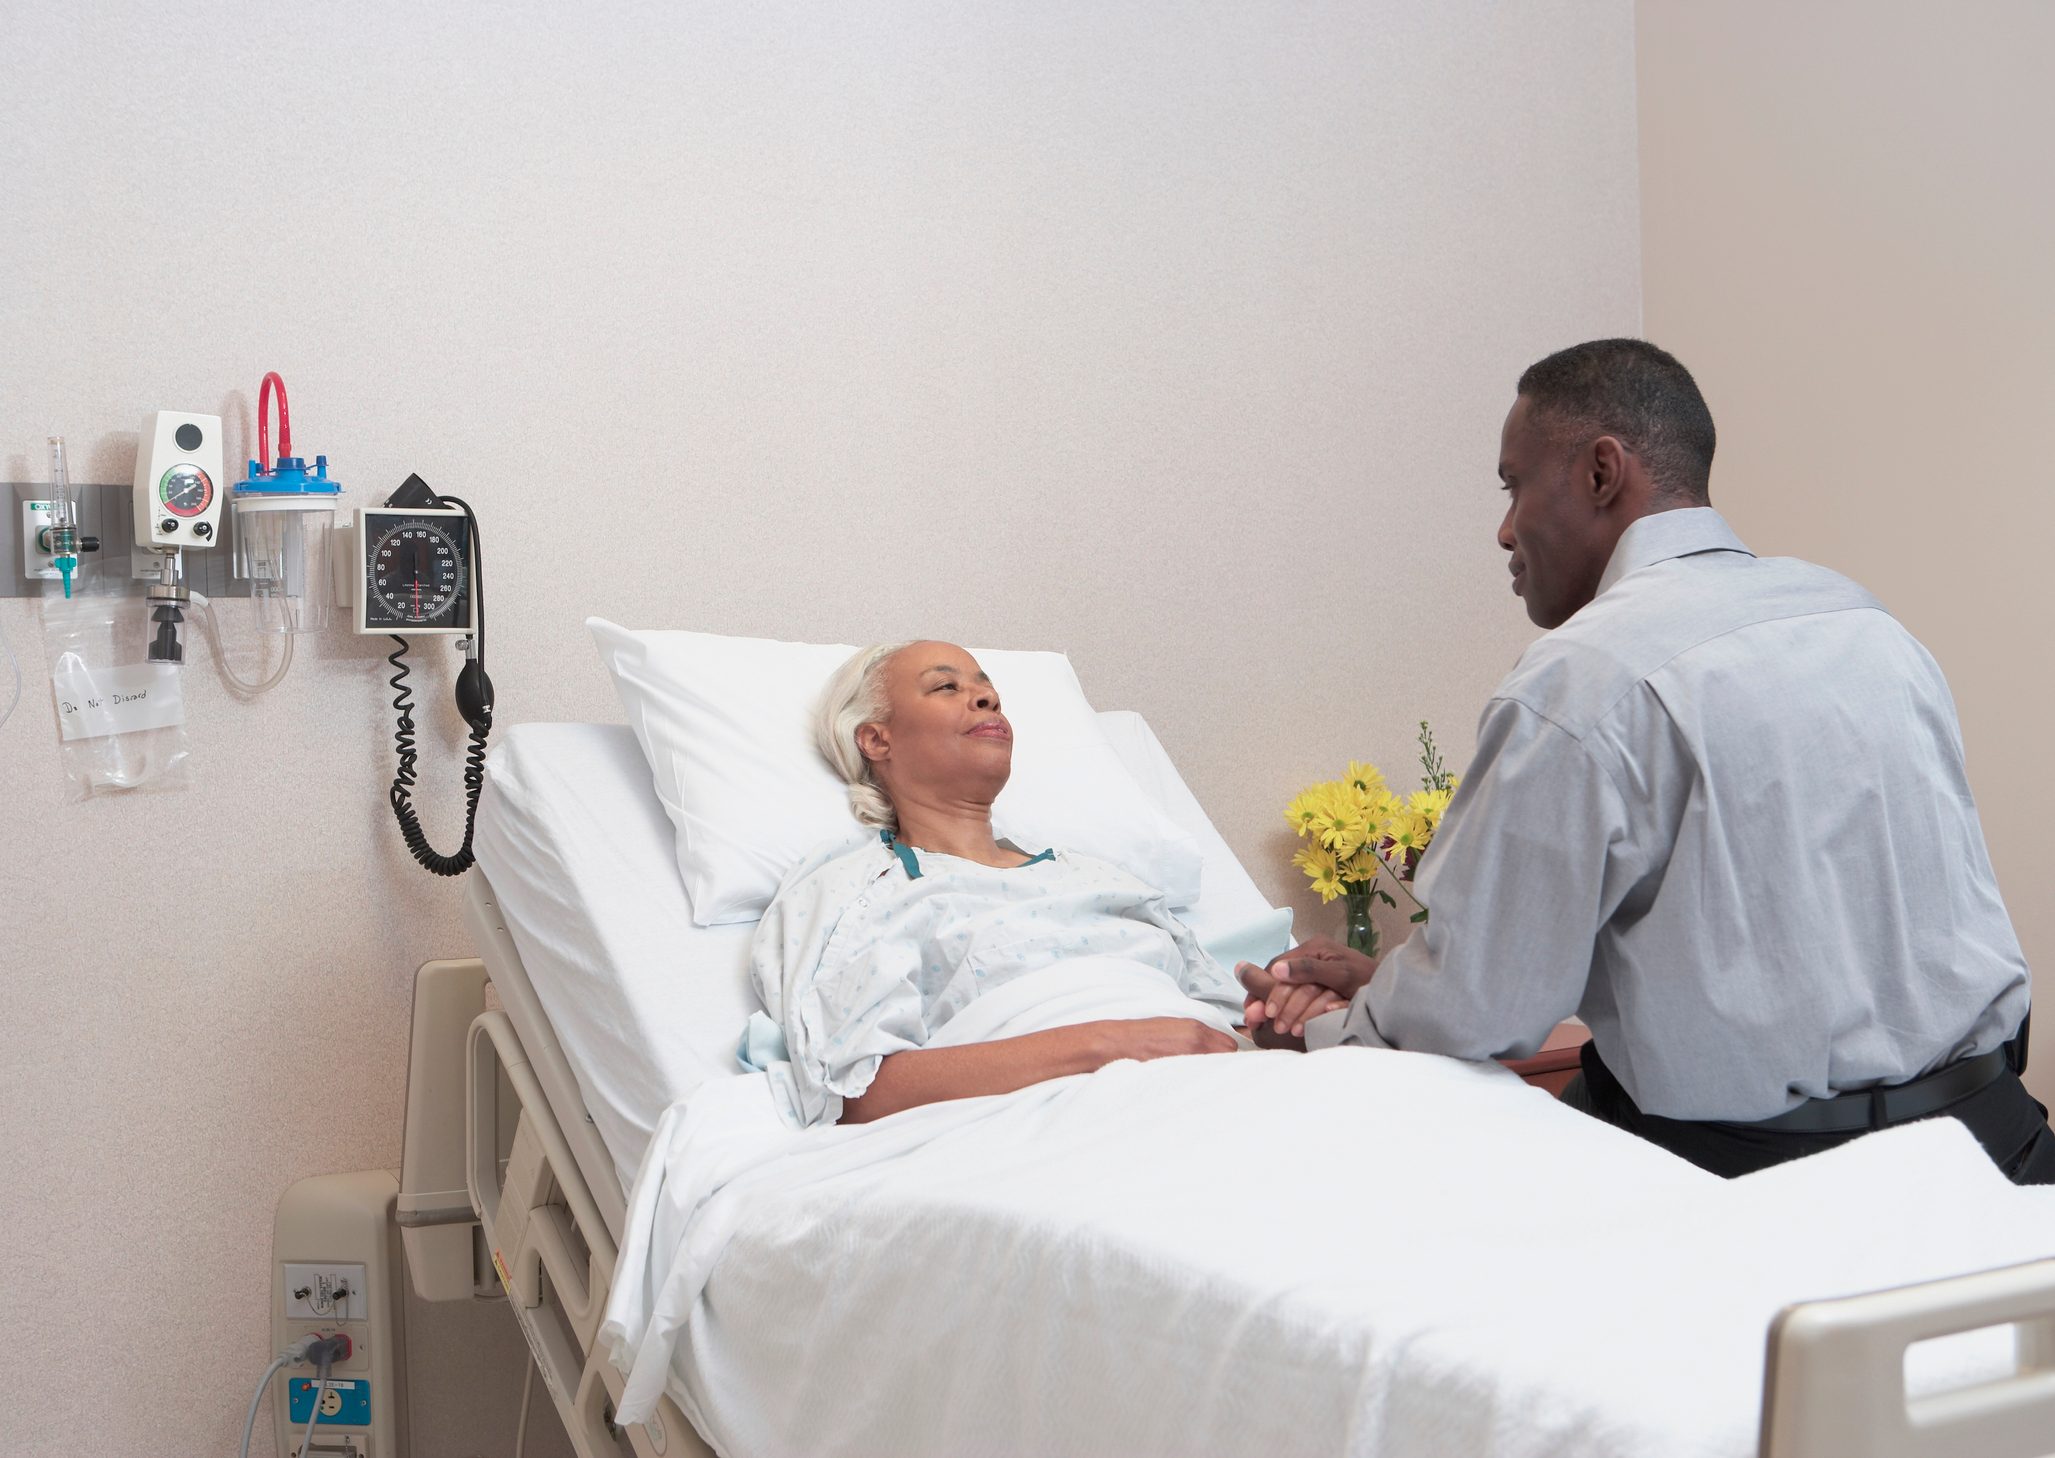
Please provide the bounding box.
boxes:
[750,640,1341,1127]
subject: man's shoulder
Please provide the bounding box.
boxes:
[1496,552,1891,738]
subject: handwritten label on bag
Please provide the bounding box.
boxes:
[51,663,186,742]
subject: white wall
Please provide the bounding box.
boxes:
[0,4,1640,1452]
[1637,0,2055,1104]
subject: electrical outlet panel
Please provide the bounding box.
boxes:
[284,1263,368,1321]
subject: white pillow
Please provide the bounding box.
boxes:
[589,620,1206,926]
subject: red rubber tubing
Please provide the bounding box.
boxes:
[257,371,292,473]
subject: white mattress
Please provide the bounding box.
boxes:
[472,713,1290,1194]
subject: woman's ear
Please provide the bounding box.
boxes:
[855,721,889,763]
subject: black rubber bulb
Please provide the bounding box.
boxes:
[455,659,494,732]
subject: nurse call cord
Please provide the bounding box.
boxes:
[381,473,493,876]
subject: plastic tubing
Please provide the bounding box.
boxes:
[0,610,21,731]
[189,592,295,696]
[257,371,292,474]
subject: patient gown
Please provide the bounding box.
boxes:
[751,830,1242,1125]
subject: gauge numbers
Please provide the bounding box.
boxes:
[157,463,215,517]
[367,516,471,631]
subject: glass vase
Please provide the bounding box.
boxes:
[1343,884,1380,958]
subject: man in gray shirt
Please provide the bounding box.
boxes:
[1241,339,2052,1183]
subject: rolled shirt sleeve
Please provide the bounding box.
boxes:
[1309,696,1638,1062]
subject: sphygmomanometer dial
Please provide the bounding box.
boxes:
[157,463,215,518]
[370,519,467,626]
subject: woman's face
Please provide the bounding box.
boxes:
[859,642,1014,807]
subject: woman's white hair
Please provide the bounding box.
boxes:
[816,642,914,829]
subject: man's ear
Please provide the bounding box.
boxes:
[855,722,889,763]
[1590,435,1630,509]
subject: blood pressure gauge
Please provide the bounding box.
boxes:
[350,506,474,634]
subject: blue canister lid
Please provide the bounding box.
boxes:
[235,453,342,495]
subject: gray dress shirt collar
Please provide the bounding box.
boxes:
[1595,506,1754,597]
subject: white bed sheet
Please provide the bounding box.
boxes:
[617,1045,2055,1458]
[472,713,1290,1193]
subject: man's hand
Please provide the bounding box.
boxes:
[1235,959,1346,1045]
[1237,936,1377,1040]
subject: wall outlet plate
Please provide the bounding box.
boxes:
[283,1262,368,1321]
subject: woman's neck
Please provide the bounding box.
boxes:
[891,796,1024,868]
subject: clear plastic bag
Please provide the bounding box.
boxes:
[41,587,191,799]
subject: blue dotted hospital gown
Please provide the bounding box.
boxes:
[750,832,1242,1126]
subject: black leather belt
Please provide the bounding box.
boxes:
[1744,1048,2011,1135]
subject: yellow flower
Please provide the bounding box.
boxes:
[1342,850,1384,886]
[1285,785,1328,836]
[1323,816,1371,858]
[1343,760,1387,798]
[1409,787,1454,831]
[1293,842,1345,901]
[1311,793,1370,854]
[1382,810,1430,863]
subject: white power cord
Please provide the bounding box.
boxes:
[188,591,295,697]
[0,609,21,730]
[300,1352,333,1458]
[239,1333,330,1458]
[237,1354,292,1458]
[514,1357,537,1458]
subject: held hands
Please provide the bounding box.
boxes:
[1236,936,1379,1047]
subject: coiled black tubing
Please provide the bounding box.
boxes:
[387,636,487,876]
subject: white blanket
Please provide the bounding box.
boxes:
[601,967,2055,1457]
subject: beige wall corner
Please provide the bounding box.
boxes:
[0,4,1637,1453]
[1637,0,2055,1102]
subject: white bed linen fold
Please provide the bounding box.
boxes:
[602,1016,2055,1457]
[603,958,1235,1416]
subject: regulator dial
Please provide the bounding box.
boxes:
[157,463,215,518]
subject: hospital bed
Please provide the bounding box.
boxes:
[396,715,2055,1458]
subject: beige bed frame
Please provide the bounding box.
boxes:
[397,874,2055,1458]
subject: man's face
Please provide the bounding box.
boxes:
[1496,395,1613,629]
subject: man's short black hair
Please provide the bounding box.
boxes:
[1517,339,1716,500]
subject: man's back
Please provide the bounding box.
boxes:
[1510,520,2028,1118]
[1323,508,2029,1124]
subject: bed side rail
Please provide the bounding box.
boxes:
[1761,1257,2055,1458]
[399,958,499,1301]
[469,1009,711,1458]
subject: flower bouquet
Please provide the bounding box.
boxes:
[1285,722,1458,957]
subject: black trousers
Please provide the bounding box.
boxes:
[1574,1042,2055,1184]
